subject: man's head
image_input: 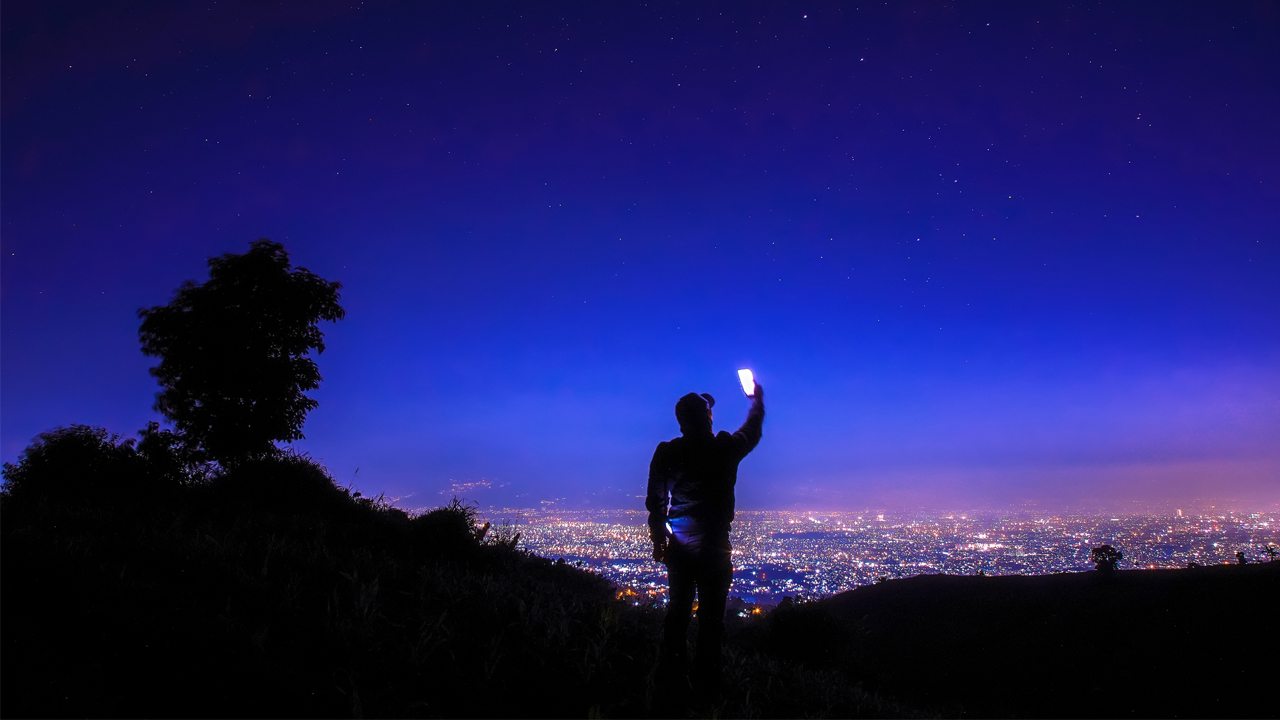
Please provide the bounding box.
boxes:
[675,392,715,435]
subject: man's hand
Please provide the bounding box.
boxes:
[752,382,764,405]
[652,539,667,564]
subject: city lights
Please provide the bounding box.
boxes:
[503,509,1278,605]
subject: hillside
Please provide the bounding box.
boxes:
[812,563,1279,718]
[0,456,908,719]
[4,449,1273,718]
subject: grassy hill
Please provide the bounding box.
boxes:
[1,454,907,719]
[4,449,1274,718]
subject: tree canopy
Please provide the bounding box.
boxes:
[137,239,344,465]
[1091,544,1123,572]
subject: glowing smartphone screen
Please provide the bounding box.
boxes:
[737,368,755,397]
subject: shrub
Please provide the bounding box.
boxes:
[210,449,348,513]
[411,497,484,557]
[2,425,143,501]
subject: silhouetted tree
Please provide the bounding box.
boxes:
[1091,545,1123,572]
[1235,551,1248,565]
[137,240,344,466]
[1265,545,1278,562]
[136,420,212,483]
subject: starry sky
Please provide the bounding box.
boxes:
[3,1,1278,512]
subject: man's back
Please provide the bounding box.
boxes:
[646,393,764,546]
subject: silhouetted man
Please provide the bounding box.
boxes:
[647,383,764,696]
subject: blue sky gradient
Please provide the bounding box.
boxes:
[4,1,1277,510]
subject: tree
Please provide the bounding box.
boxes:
[137,239,344,465]
[1091,544,1123,572]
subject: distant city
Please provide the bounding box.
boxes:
[474,508,1278,606]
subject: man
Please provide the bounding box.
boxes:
[646,382,765,694]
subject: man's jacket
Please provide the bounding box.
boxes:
[646,401,764,548]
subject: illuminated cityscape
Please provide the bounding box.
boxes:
[491,508,1279,605]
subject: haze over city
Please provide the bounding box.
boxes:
[4,1,1277,513]
[512,507,1277,602]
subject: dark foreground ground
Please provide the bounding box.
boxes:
[0,458,909,719]
[808,562,1278,718]
[3,460,1275,718]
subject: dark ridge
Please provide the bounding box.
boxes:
[807,564,1279,718]
[0,454,910,719]
[4,430,1271,718]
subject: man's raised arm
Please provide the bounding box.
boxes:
[732,383,765,456]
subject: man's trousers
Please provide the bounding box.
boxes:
[659,536,733,687]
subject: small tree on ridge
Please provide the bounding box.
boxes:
[137,239,344,465]
[1091,544,1123,572]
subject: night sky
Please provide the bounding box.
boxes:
[4,1,1277,512]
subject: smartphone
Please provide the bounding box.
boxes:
[737,368,755,397]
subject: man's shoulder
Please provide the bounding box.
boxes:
[715,429,754,455]
[653,437,681,454]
